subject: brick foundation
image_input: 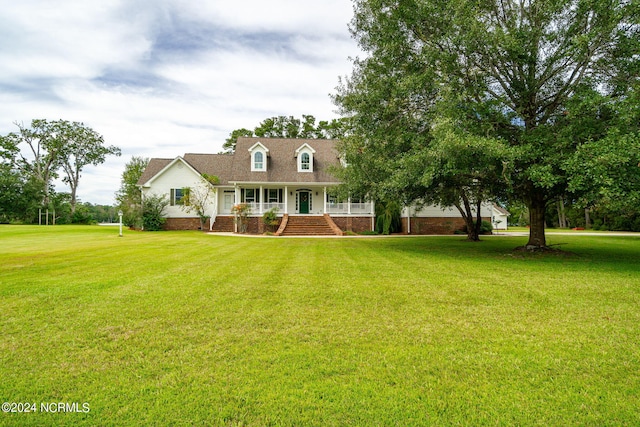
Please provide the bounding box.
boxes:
[163,217,203,231]
[401,217,491,234]
[165,215,488,235]
[332,216,374,233]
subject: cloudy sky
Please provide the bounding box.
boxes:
[0,0,361,205]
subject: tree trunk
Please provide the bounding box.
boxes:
[70,184,77,214]
[585,207,591,229]
[557,199,567,228]
[474,198,483,238]
[455,193,480,241]
[526,192,547,248]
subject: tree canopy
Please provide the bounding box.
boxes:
[0,119,120,222]
[335,0,640,248]
[223,115,349,152]
[115,156,149,228]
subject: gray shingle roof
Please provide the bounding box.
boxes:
[138,138,341,187]
[137,158,172,186]
[230,137,340,183]
[183,153,234,185]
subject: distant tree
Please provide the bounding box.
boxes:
[71,203,94,224]
[116,156,149,228]
[0,134,48,223]
[0,119,120,214]
[223,115,349,152]
[223,128,254,152]
[0,137,22,222]
[1,120,64,208]
[0,164,25,222]
[0,132,18,163]
[56,121,121,214]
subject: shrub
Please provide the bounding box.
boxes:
[262,208,279,233]
[231,203,251,233]
[71,205,94,224]
[142,194,168,231]
[375,201,402,235]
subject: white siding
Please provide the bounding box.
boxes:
[403,202,493,218]
[142,160,215,218]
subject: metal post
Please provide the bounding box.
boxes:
[118,210,123,237]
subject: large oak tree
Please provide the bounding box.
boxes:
[1,119,121,214]
[336,0,639,248]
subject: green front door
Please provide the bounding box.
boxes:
[300,191,310,214]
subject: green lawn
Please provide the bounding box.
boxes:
[1,226,639,426]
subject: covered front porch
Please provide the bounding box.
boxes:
[217,184,374,216]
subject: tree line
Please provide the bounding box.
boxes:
[0,119,121,224]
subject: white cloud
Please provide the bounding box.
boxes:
[0,0,360,205]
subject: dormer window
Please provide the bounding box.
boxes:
[296,143,316,173]
[300,153,310,170]
[254,151,264,170]
[249,142,269,172]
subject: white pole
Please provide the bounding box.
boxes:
[118,210,123,237]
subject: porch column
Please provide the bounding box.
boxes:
[234,185,240,233]
[284,186,288,214]
[259,185,263,214]
[371,199,375,231]
[323,187,327,214]
[347,196,351,215]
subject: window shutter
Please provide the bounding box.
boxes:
[170,189,175,206]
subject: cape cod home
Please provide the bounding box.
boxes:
[136,137,493,235]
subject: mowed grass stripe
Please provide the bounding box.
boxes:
[0,225,638,426]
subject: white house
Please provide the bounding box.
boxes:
[491,204,511,230]
[137,137,492,235]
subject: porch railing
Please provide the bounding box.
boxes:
[326,202,373,215]
[242,202,285,213]
[220,201,373,215]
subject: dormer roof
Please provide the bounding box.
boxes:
[248,141,269,153]
[295,143,316,156]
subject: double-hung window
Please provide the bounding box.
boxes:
[300,153,310,170]
[254,152,264,170]
[170,188,186,206]
[241,188,260,204]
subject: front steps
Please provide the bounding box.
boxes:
[278,215,342,236]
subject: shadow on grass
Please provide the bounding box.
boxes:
[367,235,640,272]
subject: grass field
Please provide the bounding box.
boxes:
[1,225,639,426]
